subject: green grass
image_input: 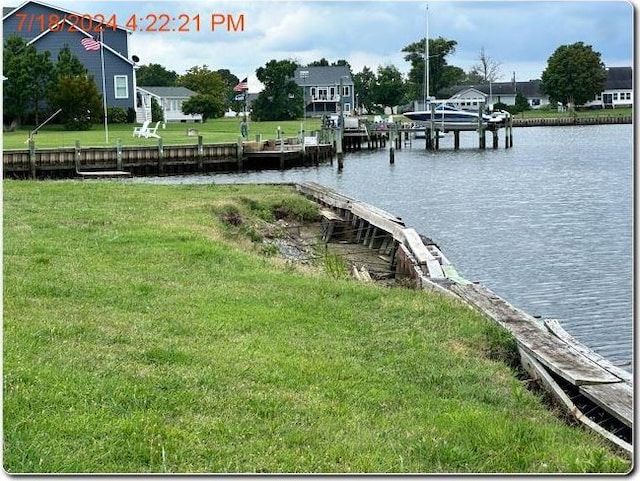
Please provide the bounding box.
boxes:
[513,107,632,119]
[2,117,324,150]
[3,181,631,473]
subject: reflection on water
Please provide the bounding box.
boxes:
[133,124,633,369]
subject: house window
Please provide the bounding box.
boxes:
[342,86,350,97]
[114,75,128,99]
[329,87,336,99]
[344,103,351,112]
[625,92,631,100]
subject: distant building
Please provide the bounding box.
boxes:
[584,67,632,109]
[293,66,355,117]
[3,0,137,111]
[136,86,202,123]
[439,80,550,110]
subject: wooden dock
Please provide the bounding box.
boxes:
[3,137,335,179]
[296,181,632,457]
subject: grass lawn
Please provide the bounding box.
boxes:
[3,180,630,474]
[2,117,324,150]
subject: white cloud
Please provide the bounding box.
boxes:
[53,0,633,91]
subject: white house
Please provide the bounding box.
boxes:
[136,86,202,123]
[585,67,632,109]
[443,80,551,111]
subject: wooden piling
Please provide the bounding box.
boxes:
[155,138,164,173]
[197,135,204,171]
[74,140,81,172]
[28,138,36,179]
[116,139,123,171]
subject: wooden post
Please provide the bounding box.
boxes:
[116,139,123,171]
[336,128,344,170]
[435,129,440,150]
[478,104,486,149]
[155,137,163,174]
[492,130,499,149]
[28,138,36,179]
[454,131,460,150]
[197,135,204,171]
[389,128,395,164]
[237,135,244,170]
[74,140,81,172]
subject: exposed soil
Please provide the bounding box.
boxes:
[261,219,400,287]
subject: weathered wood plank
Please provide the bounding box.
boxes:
[350,203,405,240]
[76,170,131,178]
[296,182,354,210]
[401,229,445,278]
[519,348,632,457]
[450,283,619,385]
[544,319,632,384]
[580,382,633,429]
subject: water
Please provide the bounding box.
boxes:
[133,124,633,369]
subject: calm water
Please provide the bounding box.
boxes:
[133,124,633,369]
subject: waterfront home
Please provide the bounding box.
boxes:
[585,66,633,109]
[440,80,550,111]
[135,86,202,123]
[3,0,137,111]
[293,66,355,117]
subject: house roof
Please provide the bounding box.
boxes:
[294,66,353,85]
[605,67,632,90]
[137,86,198,98]
[440,80,546,99]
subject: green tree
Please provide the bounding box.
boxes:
[541,42,607,108]
[353,66,376,114]
[177,65,226,118]
[3,35,52,127]
[177,65,225,96]
[151,97,163,122]
[48,75,103,130]
[252,59,301,121]
[182,94,224,122]
[53,45,86,78]
[136,63,178,86]
[215,69,241,111]
[371,65,406,109]
[514,92,530,113]
[402,36,461,100]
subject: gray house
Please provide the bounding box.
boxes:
[440,80,550,110]
[3,0,137,111]
[293,66,355,117]
[136,86,203,123]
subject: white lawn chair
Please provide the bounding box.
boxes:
[144,121,161,139]
[133,120,150,137]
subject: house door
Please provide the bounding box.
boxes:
[603,93,613,108]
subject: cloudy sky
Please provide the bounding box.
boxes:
[55,0,633,91]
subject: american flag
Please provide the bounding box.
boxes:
[81,36,101,51]
[233,77,248,92]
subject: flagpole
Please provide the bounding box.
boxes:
[99,28,108,143]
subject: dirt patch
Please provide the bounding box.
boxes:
[260,219,398,286]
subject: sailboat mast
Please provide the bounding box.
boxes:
[423,4,429,108]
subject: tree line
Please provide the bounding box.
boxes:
[3,31,607,129]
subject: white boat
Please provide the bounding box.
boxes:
[404,103,508,131]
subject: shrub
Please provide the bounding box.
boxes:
[107,107,128,124]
